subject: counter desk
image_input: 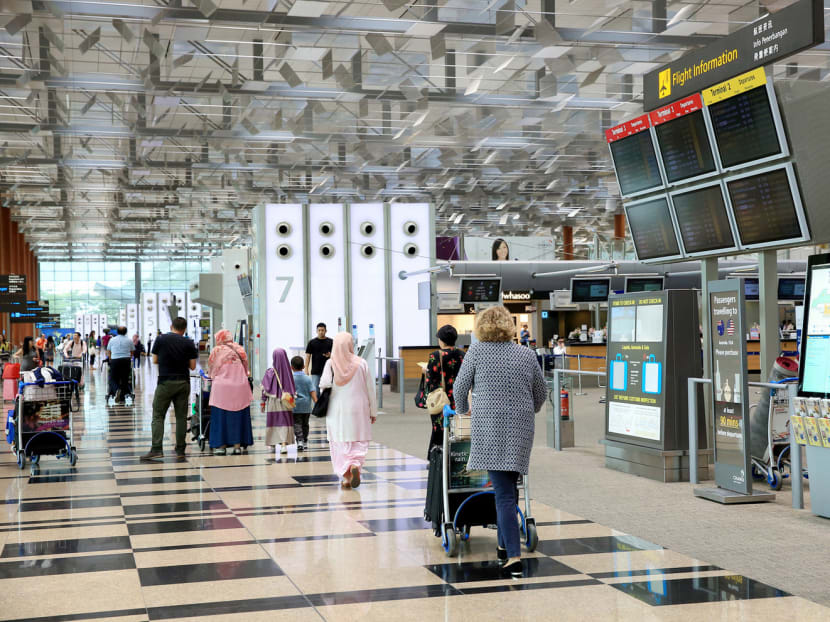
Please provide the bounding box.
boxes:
[746,339,798,372]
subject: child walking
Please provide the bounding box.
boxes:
[261,348,295,454]
[291,356,317,451]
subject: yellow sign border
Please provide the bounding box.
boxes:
[702,67,767,106]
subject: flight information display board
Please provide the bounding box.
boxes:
[671,184,736,255]
[459,278,501,304]
[798,254,830,397]
[625,277,665,293]
[571,278,611,303]
[725,165,807,248]
[744,278,759,301]
[650,94,717,184]
[778,277,806,301]
[704,69,785,170]
[623,196,681,261]
[606,115,664,197]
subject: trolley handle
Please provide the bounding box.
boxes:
[443,405,455,428]
[199,369,211,380]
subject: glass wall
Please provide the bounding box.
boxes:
[39,261,209,327]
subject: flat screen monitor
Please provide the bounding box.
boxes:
[459,278,502,304]
[652,101,717,183]
[707,82,785,169]
[725,165,808,249]
[625,277,665,293]
[571,278,611,303]
[606,117,664,197]
[744,278,759,301]
[671,183,736,256]
[798,255,830,396]
[778,277,806,302]
[623,196,682,261]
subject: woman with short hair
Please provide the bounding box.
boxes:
[453,305,547,577]
[417,324,465,453]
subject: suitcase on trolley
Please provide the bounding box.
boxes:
[59,363,82,385]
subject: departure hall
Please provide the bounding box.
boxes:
[0,1,829,620]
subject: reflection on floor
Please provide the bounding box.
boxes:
[1,364,828,621]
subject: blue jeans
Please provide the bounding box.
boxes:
[310,374,321,396]
[489,470,520,558]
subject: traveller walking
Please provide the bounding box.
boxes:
[62,332,86,360]
[304,322,332,395]
[291,356,317,451]
[15,337,39,372]
[207,329,253,455]
[132,335,145,368]
[35,334,46,365]
[141,317,198,462]
[416,324,465,453]
[87,331,97,367]
[453,305,547,577]
[319,332,377,488]
[44,336,56,365]
[261,348,296,453]
[107,326,134,404]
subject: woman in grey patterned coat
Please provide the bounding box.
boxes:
[454,305,547,577]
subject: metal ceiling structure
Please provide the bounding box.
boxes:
[0,0,826,260]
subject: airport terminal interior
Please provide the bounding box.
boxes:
[1,0,830,620]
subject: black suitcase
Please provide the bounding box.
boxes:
[59,364,82,385]
[424,446,444,534]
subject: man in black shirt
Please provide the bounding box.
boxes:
[141,317,198,461]
[305,322,333,395]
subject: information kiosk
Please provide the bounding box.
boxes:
[602,289,708,482]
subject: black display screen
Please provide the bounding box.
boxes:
[626,278,664,293]
[726,168,804,246]
[708,86,782,168]
[744,278,759,301]
[609,132,663,196]
[655,110,717,183]
[672,185,735,254]
[624,197,680,260]
[778,278,805,301]
[571,279,610,303]
[459,278,501,304]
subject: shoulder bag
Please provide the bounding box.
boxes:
[272,368,296,411]
[312,387,331,418]
[425,351,451,415]
[224,345,254,392]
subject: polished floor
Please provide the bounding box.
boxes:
[1,363,828,621]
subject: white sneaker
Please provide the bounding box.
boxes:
[297,442,305,451]
[279,445,288,454]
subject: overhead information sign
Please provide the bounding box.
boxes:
[644,0,824,110]
[701,68,767,106]
[0,274,26,301]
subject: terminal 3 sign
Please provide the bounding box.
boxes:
[643,0,823,110]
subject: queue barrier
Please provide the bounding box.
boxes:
[376,355,405,414]
[538,353,607,396]
[547,368,606,451]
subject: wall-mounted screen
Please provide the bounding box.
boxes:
[707,82,785,170]
[625,277,665,293]
[623,196,682,262]
[798,255,830,397]
[571,278,611,303]
[651,94,717,184]
[459,278,502,304]
[671,183,737,256]
[778,277,806,302]
[744,278,759,301]
[725,165,808,249]
[606,115,664,197]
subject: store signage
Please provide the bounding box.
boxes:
[649,93,703,126]
[708,280,752,495]
[605,114,650,143]
[0,274,26,301]
[502,290,532,301]
[644,0,824,110]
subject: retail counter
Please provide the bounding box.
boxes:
[746,339,798,372]
[399,346,438,380]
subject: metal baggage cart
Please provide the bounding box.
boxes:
[189,370,211,451]
[437,405,538,557]
[8,380,80,471]
[750,377,804,490]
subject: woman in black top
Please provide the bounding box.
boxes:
[418,325,465,452]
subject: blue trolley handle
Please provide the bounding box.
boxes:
[443,404,455,428]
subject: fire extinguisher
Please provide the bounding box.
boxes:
[560,389,570,420]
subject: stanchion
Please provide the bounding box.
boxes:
[553,370,561,451]
[377,352,383,409]
[575,354,586,396]
[399,359,405,414]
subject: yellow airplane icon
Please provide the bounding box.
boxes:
[659,68,671,99]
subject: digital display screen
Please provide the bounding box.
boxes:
[708,85,782,168]
[626,278,664,293]
[624,198,680,261]
[800,263,830,395]
[571,278,610,303]
[609,132,663,196]
[654,110,717,183]
[726,168,804,246]
[744,278,759,301]
[778,278,805,301]
[459,278,501,304]
[672,185,735,254]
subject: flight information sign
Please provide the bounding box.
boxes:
[0,274,26,302]
[672,184,736,255]
[704,69,785,169]
[459,278,501,304]
[650,94,717,183]
[725,166,807,247]
[606,115,664,197]
[624,197,681,261]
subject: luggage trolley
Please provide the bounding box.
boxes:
[750,377,803,491]
[7,379,80,471]
[189,370,211,451]
[59,357,84,389]
[436,405,538,557]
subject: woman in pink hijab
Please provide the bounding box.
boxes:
[319,332,377,488]
[207,329,254,455]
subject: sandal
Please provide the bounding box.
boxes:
[350,465,361,488]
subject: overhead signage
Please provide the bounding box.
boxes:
[702,68,766,106]
[709,280,752,495]
[0,274,26,301]
[10,300,51,324]
[605,114,651,143]
[644,0,824,110]
[502,290,533,301]
[649,93,703,126]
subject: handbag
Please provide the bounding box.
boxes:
[2,363,20,380]
[312,387,331,418]
[414,373,427,409]
[425,352,451,415]
[224,345,254,391]
[273,369,296,411]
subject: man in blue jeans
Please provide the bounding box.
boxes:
[304,322,332,395]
